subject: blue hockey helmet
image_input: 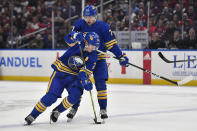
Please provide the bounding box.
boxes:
[84,32,100,49]
[83,5,97,17]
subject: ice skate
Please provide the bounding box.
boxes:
[100,109,108,119]
[25,114,35,125]
[50,107,60,123]
[66,108,78,122]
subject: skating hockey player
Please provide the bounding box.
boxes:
[65,5,129,121]
[25,32,100,125]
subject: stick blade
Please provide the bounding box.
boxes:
[94,118,102,124]
[177,76,193,86]
[158,52,172,63]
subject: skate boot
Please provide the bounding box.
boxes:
[50,107,60,123]
[25,114,35,125]
[100,109,108,119]
[67,108,78,119]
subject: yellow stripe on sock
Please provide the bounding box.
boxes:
[35,105,44,112]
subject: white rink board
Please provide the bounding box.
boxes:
[0,50,143,79]
[0,50,56,76]
[0,50,197,82]
[151,51,197,80]
[107,51,143,78]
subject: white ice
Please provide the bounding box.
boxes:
[0,81,197,131]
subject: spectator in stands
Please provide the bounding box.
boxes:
[168,30,183,49]
[137,8,147,27]
[0,36,5,48]
[0,25,7,47]
[1,0,197,49]
[28,34,44,49]
[180,13,194,35]
[131,16,146,31]
[6,26,21,48]
[173,3,182,20]
[160,6,173,23]
[149,32,166,49]
[172,14,180,29]
[117,9,125,22]
[163,21,177,43]
[154,19,166,38]
[184,28,197,49]
[23,22,35,42]
[148,16,156,36]
[187,5,197,21]
[43,34,53,49]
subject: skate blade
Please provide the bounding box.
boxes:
[24,122,31,126]
[101,119,106,124]
[67,118,73,123]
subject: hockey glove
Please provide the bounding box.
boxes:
[118,53,129,67]
[70,31,83,42]
[78,72,93,91]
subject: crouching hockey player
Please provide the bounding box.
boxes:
[24,32,100,125]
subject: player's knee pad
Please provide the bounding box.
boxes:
[41,93,58,107]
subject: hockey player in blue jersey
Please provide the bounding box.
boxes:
[65,5,129,120]
[24,32,100,125]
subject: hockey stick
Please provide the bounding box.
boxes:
[158,52,197,63]
[78,42,102,124]
[96,50,193,86]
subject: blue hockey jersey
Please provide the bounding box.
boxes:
[51,41,97,77]
[65,19,123,60]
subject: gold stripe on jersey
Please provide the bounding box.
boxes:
[105,40,117,48]
[107,41,117,50]
[105,39,116,45]
[53,59,78,75]
[67,41,77,47]
[105,39,117,50]
[62,97,73,109]
[79,67,93,76]
[97,53,107,60]
[46,71,56,93]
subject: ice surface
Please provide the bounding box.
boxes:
[0,81,197,131]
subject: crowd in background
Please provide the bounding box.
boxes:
[0,0,197,49]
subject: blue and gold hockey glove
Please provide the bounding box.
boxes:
[78,72,93,91]
[70,31,83,42]
[118,53,129,67]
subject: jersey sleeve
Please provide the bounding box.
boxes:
[64,33,78,47]
[64,20,82,47]
[102,23,123,58]
[79,51,97,77]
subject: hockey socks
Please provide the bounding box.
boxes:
[97,90,107,109]
[57,97,73,113]
[27,93,58,121]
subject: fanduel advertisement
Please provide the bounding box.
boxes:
[0,56,42,68]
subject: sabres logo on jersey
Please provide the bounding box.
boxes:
[68,56,84,71]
